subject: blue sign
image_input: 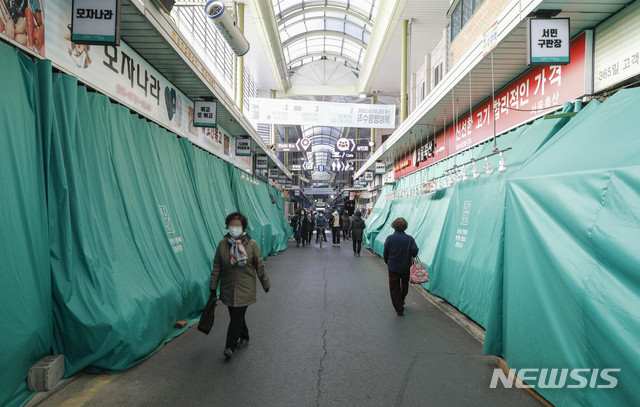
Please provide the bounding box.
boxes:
[318,165,325,172]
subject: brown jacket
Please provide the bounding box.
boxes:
[210,235,271,307]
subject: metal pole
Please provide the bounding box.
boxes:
[285,126,289,167]
[237,2,245,112]
[270,90,276,146]
[371,92,377,153]
[356,128,360,172]
[401,19,409,122]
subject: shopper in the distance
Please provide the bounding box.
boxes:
[383,217,418,316]
[328,209,342,247]
[315,210,328,244]
[290,212,303,247]
[341,211,351,241]
[308,211,316,245]
[350,210,366,257]
[210,212,271,360]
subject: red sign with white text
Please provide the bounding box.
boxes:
[395,32,588,179]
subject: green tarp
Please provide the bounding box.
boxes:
[0,44,53,407]
[0,41,289,407]
[364,89,640,405]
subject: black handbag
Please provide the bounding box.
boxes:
[197,293,217,335]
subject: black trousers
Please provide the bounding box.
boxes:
[353,239,362,254]
[332,227,341,244]
[307,229,314,243]
[388,272,410,313]
[226,306,249,351]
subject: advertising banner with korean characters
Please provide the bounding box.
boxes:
[395,32,590,179]
[594,0,640,92]
[250,98,396,129]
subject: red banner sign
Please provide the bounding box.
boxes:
[395,32,588,179]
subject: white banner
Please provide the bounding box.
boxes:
[249,98,396,129]
[594,1,640,92]
[44,0,251,172]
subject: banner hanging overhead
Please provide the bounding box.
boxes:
[375,161,386,174]
[250,98,396,129]
[275,137,311,152]
[193,101,217,127]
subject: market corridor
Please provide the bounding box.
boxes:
[35,239,540,407]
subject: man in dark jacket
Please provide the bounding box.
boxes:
[349,211,366,257]
[383,217,419,316]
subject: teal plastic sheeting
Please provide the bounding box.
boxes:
[0,44,290,407]
[495,88,640,406]
[363,184,393,248]
[0,43,53,407]
[47,75,213,376]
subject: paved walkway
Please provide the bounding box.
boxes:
[36,236,540,407]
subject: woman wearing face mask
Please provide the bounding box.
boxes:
[210,212,271,360]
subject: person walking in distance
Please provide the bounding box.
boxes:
[383,218,418,316]
[300,209,310,247]
[341,211,351,241]
[210,212,271,359]
[315,210,328,249]
[308,211,316,246]
[328,209,342,247]
[349,210,366,257]
[290,212,303,247]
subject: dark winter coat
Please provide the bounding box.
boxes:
[315,214,328,228]
[350,215,366,241]
[341,214,351,231]
[383,230,419,274]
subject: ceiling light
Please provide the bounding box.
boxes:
[498,152,508,173]
[461,164,469,181]
[472,160,481,179]
[484,157,494,175]
[359,93,367,98]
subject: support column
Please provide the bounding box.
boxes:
[237,2,245,112]
[371,92,377,153]
[355,128,360,172]
[401,19,409,123]
[285,126,289,167]
[270,90,276,146]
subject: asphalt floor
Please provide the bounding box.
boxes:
[35,234,541,407]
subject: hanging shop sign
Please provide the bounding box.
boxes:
[268,168,279,178]
[331,161,354,172]
[256,155,268,170]
[335,138,371,152]
[594,0,640,92]
[415,138,435,165]
[235,138,251,156]
[394,32,590,180]
[332,152,356,159]
[193,101,217,127]
[291,164,302,171]
[527,18,570,66]
[375,161,386,174]
[483,20,499,57]
[364,171,374,181]
[249,98,396,129]
[275,137,311,152]
[71,0,121,46]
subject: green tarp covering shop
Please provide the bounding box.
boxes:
[364,88,640,405]
[0,44,53,407]
[0,41,289,407]
[493,88,640,406]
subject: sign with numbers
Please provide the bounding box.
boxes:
[394,32,589,179]
[527,18,570,65]
[594,0,640,92]
[71,0,121,45]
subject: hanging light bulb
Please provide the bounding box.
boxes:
[484,157,494,175]
[436,179,442,190]
[498,152,508,173]
[472,160,480,179]
[461,164,469,181]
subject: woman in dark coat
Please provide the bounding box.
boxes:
[349,210,366,257]
[383,217,418,316]
[300,209,310,246]
[290,212,303,247]
[210,212,271,359]
[341,212,351,240]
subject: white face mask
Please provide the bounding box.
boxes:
[228,226,243,238]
